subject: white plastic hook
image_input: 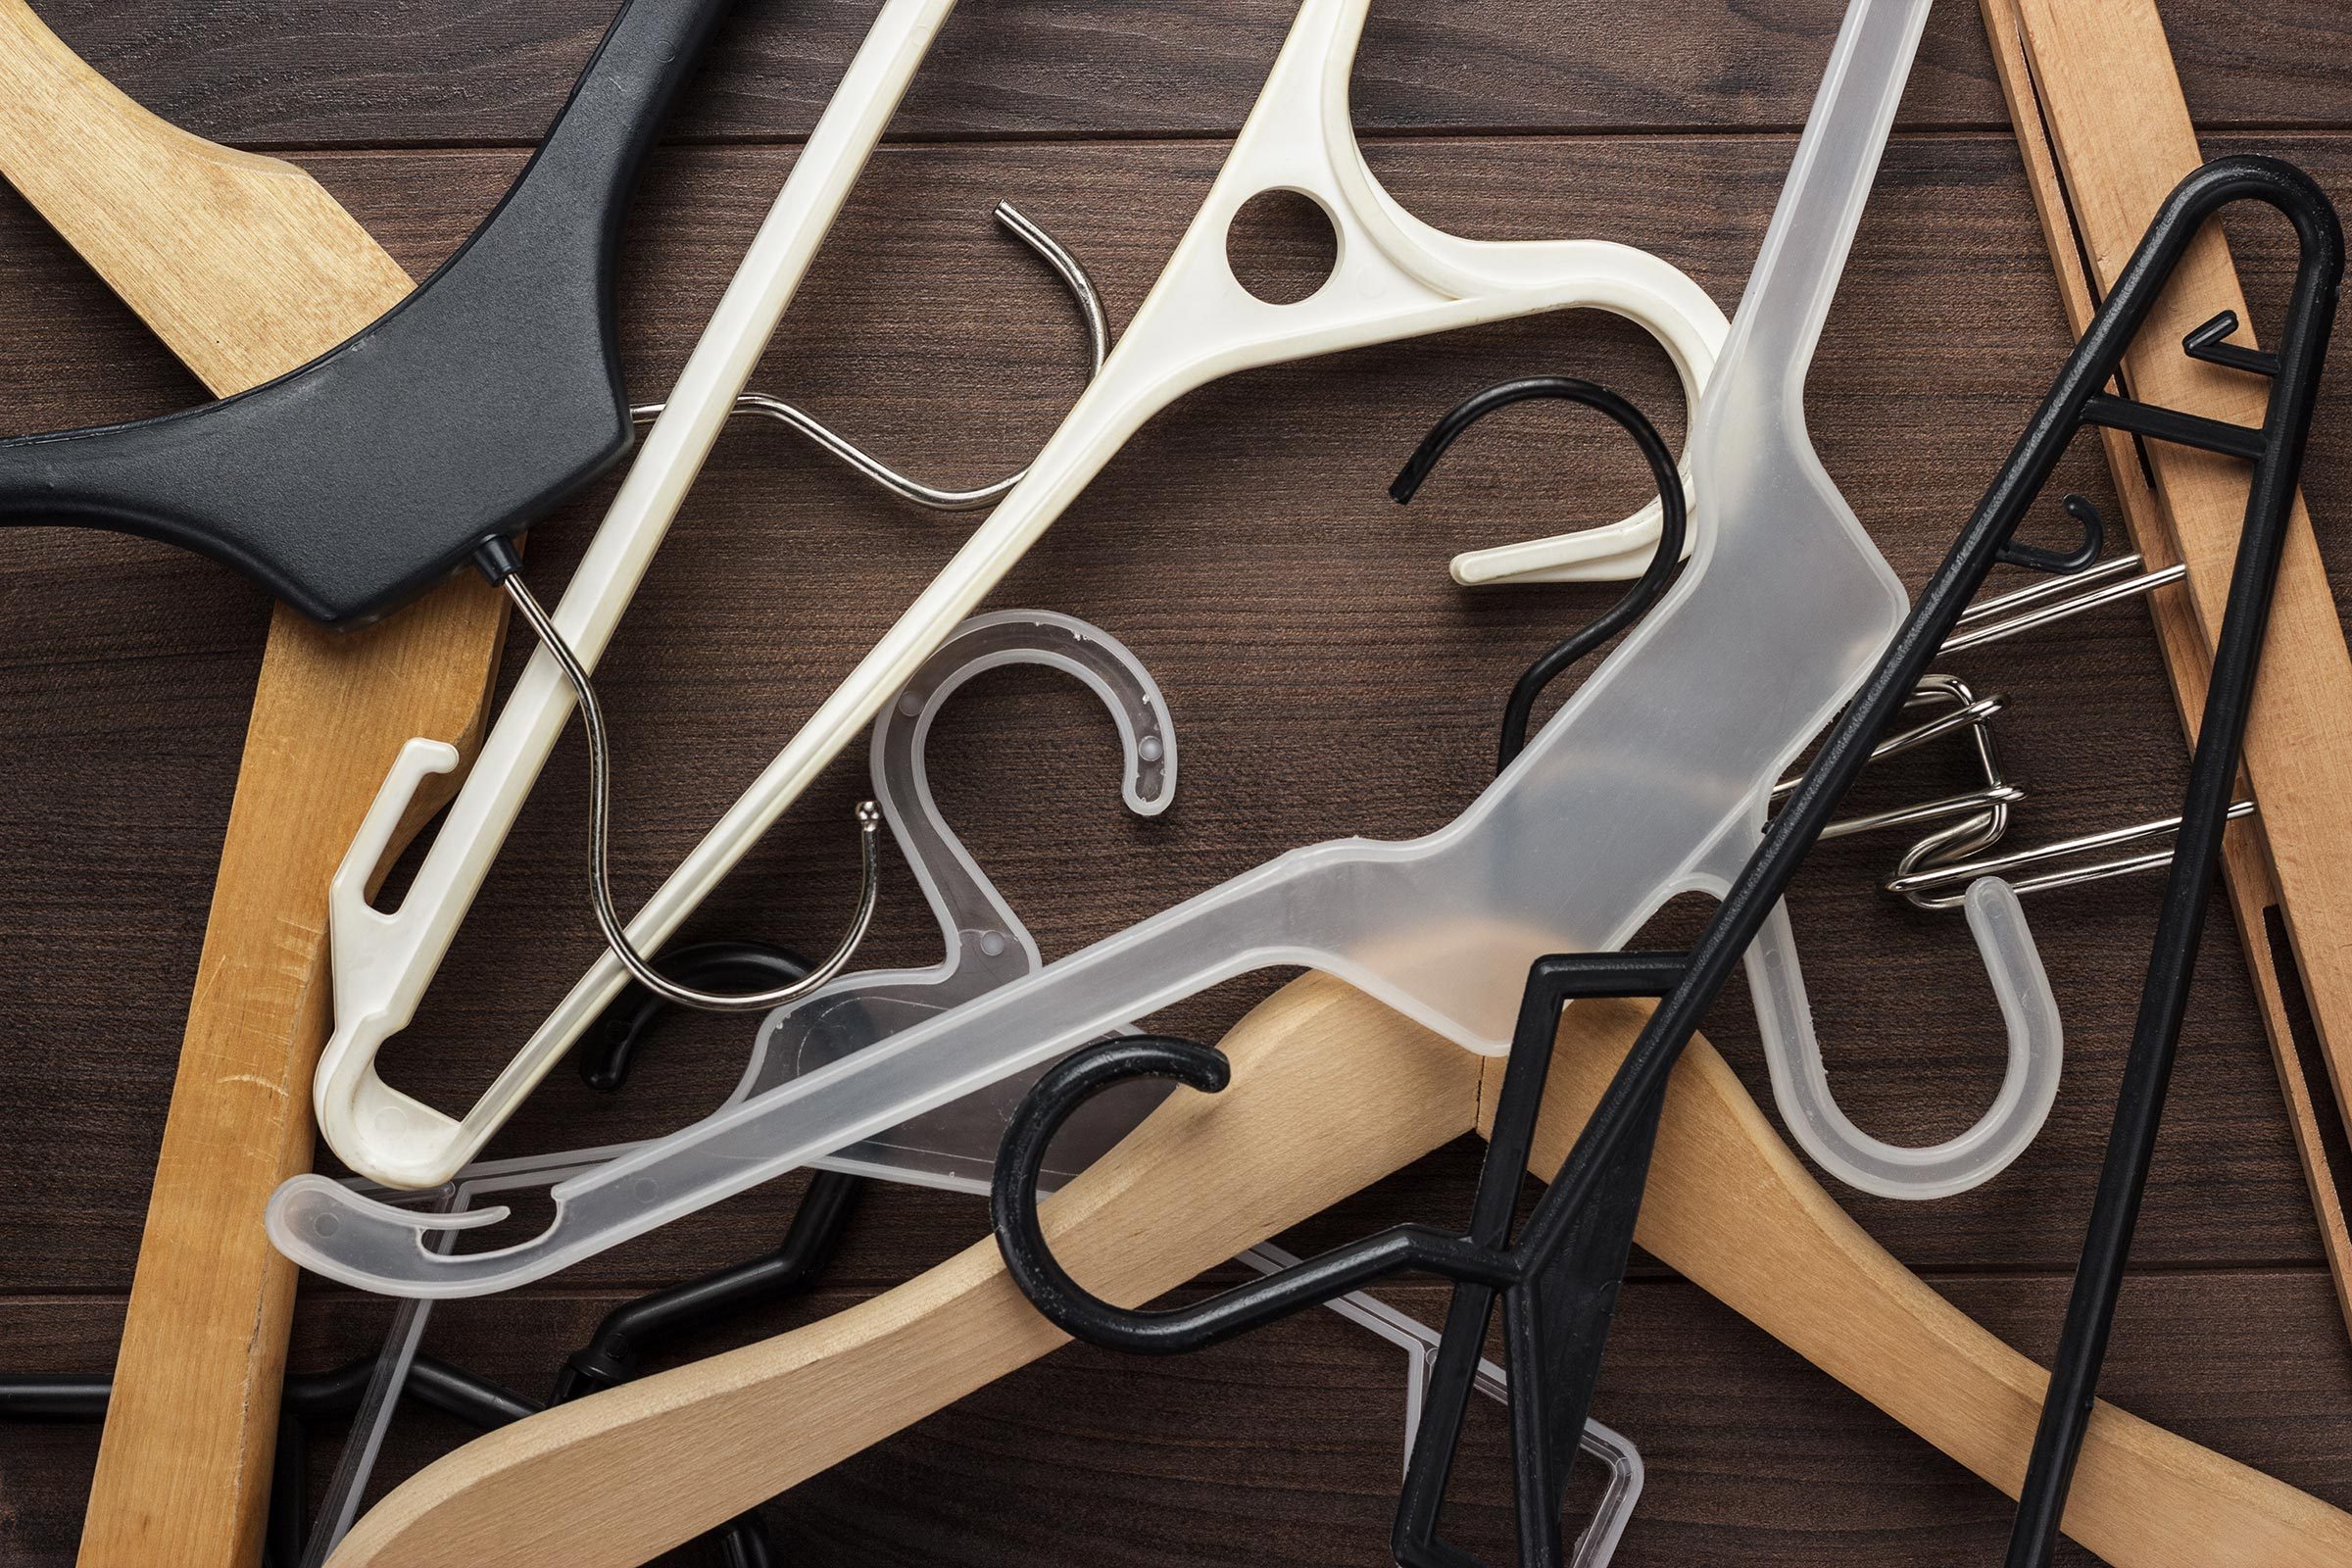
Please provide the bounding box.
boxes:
[1743,882,2062,1200]
[308,0,1730,1192]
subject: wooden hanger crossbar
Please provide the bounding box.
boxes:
[0,4,512,1562]
[323,974,2352,1567]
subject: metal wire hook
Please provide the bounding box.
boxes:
[628,203,1110,513]
[1779,673,2023,859]
[470,202,1112,1014]
[489,557,884,1013]
[1886,799,2262,907]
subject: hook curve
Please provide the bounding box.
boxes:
[475,204,1112,1019]
[587,610,1182,1192]
[494,564,887,1015]
[1393,376,1691,771]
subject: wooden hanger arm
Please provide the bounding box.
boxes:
[1520,997,2352,1568]
[332,977,2352,1567]
[0,0,413,388]
[0,8,510,1563]
[328,975,1483,1568]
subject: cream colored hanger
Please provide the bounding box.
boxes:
[325,973,2352,1568]
[298,0,1732,1198]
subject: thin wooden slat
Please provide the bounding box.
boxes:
[0,6,511,1565]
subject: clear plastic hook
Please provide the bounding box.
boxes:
[750,610,1180,1192]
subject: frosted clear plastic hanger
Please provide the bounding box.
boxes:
[297,613,1640,1567]
[298,612,1642,1565]
[271,0,2058,1298]
[756,609,1183,1192]
[305,0,1733,1195]
[294,606,1183,1559]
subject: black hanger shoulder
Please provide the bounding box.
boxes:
[0,0,737,625]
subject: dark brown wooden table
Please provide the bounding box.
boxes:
[3,3,2351,1563]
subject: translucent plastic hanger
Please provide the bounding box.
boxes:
[270,0,2057,1294]
[305,0,1735,1195]
[750,609,1182,1193]
[299,617,1645,1568]
[292,607,1177,1556]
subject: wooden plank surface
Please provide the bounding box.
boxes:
[11,1,2352,146]
[1,2,2350,1563]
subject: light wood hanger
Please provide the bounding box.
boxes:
[1980,0,2352,1345]
[327,973,2352,1568]
[0,8,510,1564]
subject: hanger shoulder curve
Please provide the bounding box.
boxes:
[326,974,1480,1568]
[332,980,2349,1568]
[0,0,411,391]
[1514,998,2352,1567]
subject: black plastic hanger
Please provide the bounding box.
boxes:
[0,0,735,625]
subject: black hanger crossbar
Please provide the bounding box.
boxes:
[0,0,736,625]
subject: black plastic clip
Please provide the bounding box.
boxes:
[2181,309,2282,376]
[1998,492,2105,573]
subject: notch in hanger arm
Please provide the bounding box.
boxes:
[0,0,735,626]
[326,975,2352,1568]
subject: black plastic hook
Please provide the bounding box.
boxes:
[2181,309,2282,376]
[1393,376,1691,770]
[1997,491,2106,573]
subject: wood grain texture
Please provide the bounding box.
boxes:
[10,1265,2352,1567]
[318,981,2352,1568]
[0,2,2349,1563]
[10,0,2352,147]
[0,7,510,1565]
[1982,0,2352,1340]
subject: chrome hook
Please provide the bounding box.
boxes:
[628,203,1111,513]
[485,203,1113,1015]
[490,561,883,1014]
[1886,799,2262,907]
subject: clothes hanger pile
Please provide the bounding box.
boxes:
[982,23,2340,1568]
[4,0,2348,1563]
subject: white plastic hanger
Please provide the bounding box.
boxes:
[309,0,1732,1192]
[271,0,2062,1298]
[300,614,1643,1568]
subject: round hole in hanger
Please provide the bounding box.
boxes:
[1224,188,1340,305]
